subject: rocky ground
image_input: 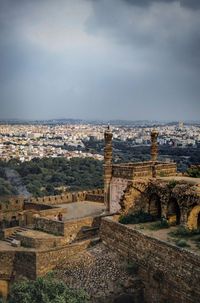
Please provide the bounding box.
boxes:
[54,243,143,303]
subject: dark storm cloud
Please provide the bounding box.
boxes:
[0,0,199,121]
[87,0,200,68]
[123,0,200,9]
[124,0,176,6]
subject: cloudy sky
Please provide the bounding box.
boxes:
[0,0,199,121]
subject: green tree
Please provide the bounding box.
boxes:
[7,276,89,303]
[187,167,200,178]
[0,178,17,196]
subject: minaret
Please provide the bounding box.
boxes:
[104,125,113,212]
[151,129,159,162]
[151,129,159,178]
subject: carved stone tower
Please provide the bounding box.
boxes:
[151,129,159,162]
[104,125,113,212]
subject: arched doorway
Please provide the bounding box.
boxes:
[198,213,200,229]
[148,194,161,219]
[167,198,180,225]
[187,205,200,230]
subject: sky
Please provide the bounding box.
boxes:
[0,0,200,121]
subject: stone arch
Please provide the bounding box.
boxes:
[187,205,200,230]
[120,181,148,214]
[167,198,181,225]
[0,280,9,300]
[148,194,162,218]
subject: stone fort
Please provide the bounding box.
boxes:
[0,127,200,303]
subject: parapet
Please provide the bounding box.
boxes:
[112,161,177,179]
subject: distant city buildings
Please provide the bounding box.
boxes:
[0,123,199,162]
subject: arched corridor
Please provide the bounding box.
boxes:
[187,205,200,230]
[167,198,180,225]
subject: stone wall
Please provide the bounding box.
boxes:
[23,202,53,211]
[85,194,104,203]
[100,217,200,303]
[29,189,104,206]
[36,238,97,276]
[0,239,95,282]
[34,217,65,236]
[14,251,37,280]
[0,251,15,280]
[29,192,86,205]
[112,162,177,179]
[17,233,67,249]
[34,215,101,243]
[0,196,24,222]
[63,216,101,243]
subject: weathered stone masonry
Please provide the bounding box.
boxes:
[100,217,200,303]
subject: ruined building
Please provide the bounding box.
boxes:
[104,126,200,230]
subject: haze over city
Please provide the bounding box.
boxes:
[0,0,200,121]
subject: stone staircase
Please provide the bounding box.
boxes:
[72,225,101,247]
[81,226,99,238]
[5,227,29,244]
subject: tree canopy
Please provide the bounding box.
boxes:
[4,276,89,303]
[0,157,103,197]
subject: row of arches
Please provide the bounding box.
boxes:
[148,194,200,229]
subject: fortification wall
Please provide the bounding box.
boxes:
[0,189,104,224]
[29,192,86,205]
[100,217,200,303]
[29,189,104,206]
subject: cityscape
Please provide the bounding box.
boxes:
[0,121,199,162]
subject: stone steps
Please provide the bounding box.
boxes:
[73,236,101,247]
[79,226,100,241]
[5,227,29,244]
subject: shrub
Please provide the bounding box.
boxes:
[167,180,177,189]
[169,226,200,238]
[192,234,200,242]
[149,220,169,230]
[119,211,156,225]
[175,239,190,248]
[187,167,200,178]
[7,276,89,303]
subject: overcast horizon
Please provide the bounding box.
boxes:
[0,0,200,121]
